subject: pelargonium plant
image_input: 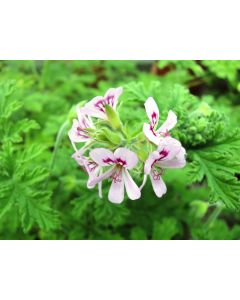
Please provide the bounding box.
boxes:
[69,87,187,204]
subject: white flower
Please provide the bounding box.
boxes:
[142,137,186,197]
[143,97,177,145]
[82,87,123,120]
[68,107,94,143]
[88,147,141,203]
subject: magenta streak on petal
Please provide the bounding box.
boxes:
[159,149,169,158]
[94,99,106,113]
[151,149,169,169]
[103,157,116,165]
[116,158,127,166]
[76,127,89,139]
[151,111,158,127]
[105,95,115,107]
[150,125,157,137]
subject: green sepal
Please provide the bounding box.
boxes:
[97,127,122,145]
[105,105,122,130]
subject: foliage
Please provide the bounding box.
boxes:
[0,60,240,240]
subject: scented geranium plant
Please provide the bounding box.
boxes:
[68,87,186,203]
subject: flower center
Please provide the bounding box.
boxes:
[158,130,171,137]
[116,158,126,166]
[111,167,122,183]
[152,168,164,180]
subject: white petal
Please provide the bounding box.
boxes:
[83,96,107,120]
[77,107,94,129]
[144,97,159,127]
[90,148,116,166]
[150,169,167,198]
[157,110,177,134]
[144,151,160,174]
[88,167,115,187]
[68,119,89,143]
[157,137,182,161]
[143,123,161,145]
[72,150,87,166]
[104,87,123,109]
[108,170,125,203]
[123,169,141,200]
[85,163,100,188]
[114,147,138,169]
[159,147,186,169]
[81,106,106,120]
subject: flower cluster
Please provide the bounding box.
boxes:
[69,87,186,203]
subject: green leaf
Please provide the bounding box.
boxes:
[188,131,240,209]
[152,218,180,240]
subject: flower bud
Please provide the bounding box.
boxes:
[105,104,122,130]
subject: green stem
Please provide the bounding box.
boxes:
[49,120,69,172]
[205,205,223,228]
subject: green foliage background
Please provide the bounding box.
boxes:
[0,60,240,240]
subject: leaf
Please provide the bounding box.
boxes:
[188,130,240,209]
[17,190,59,232]
[152,218,180,240]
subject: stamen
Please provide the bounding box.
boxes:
[152,168,164,180]
[111,168,122,183]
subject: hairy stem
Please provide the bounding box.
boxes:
[205,205,223,228]
[49,120,69,172]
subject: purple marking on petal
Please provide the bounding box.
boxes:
[159,149,169,158]
[94,99,106,112]
[151,149,169,169]
[116,158,127,166]
[103,157,116,164]
[151,111,158,126]
[105,94,115,107]
[76,127,89,139]
[150,125,157,136]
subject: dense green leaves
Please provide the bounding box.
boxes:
[0,82,59,233]
[0,60,240,240]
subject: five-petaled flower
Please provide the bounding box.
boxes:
[82,87,123,120]
[88,147,141,203]
[143,97,177,145]
[142,137,186,197]
[68,107,94,143]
